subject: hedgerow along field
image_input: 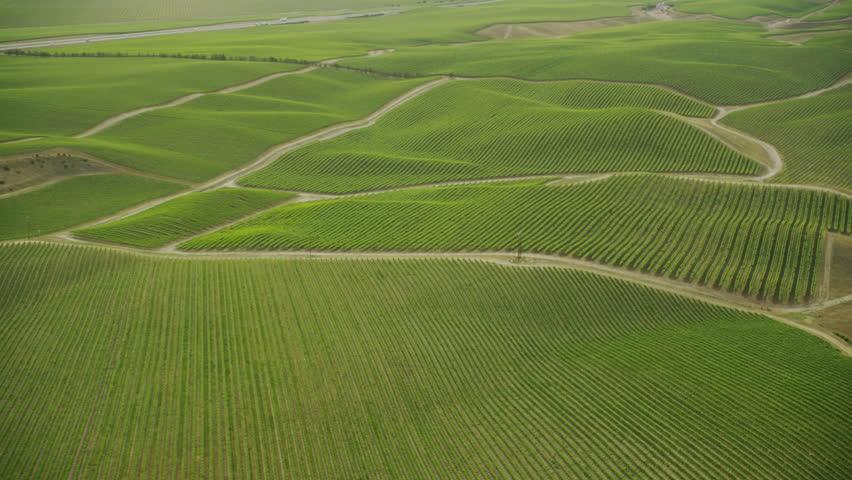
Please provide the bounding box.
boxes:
[0,242,849,479]
[74,188,295,248]
[185,175,852,304]
[241,78,759,193]
[0,68,429,183]
[0,174,183,240]
[723,84,852,194]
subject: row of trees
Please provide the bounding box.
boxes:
[3,49,417,78]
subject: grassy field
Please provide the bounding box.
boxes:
[806,0,852,20]
[677,0,834,18]
[0,55,300,139]
[1,0,850,476]
[241,78,759,193]
[0,68,429,182]
[74,188,294,248]
[0,174,184,240]
[36,1,635,60]
[0,0,426,28]
[184,175,851,303]
[0,242,849,478]
[343,20,851,104]
[724,84,852,193]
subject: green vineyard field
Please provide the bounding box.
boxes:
[0,242,849,478]
[676,0,834,18]
[0,174,184,240]
[0,55,299,139]
[241,78,757,193]
[185,175,852,303]
[724,84,852,193]
[0,68,427,183]
[344,20,851,104]
[75,188,294,248]
[36,1,632,61]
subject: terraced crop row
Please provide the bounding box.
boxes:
[74,187,294,248]
[724,84,852,193]
[187,175,852,303]
[243,79,757,193]
[1,242,849,478]
[0,174,184,240]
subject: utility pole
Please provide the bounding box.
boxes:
[515,231,523,263]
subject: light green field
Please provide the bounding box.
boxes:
[806,0,852,20]
[39,1,635,61]
[242,78,759,193]
[343,20,851,104]
[0,55,300,138]
[0,174,184,240]
[677,0,833,18]
[724,84,852,193]
[1,242,849,478]
[0,19,258,43]
[184,175,852,303]
[0,0,425,28]
[74,188,294,248]
[0,68,429,182]
[1,0,850,476]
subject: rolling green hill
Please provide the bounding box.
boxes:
[75,187,295,248]
[0,68,429,182]
[724,84,852,193]
[0,242,849,478]
[0,174,184,240]
[242,78,758,193]
[184,175,851,303]
[343,20,851,104]
[0,55,300,139]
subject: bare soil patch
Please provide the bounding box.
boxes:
[810,302,852,341]
[0,153,109,196]
[828,233,852,299]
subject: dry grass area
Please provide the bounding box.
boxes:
[0,153,109,196]
[811,302,852,341]
[478,16,648,39]
[829,233,852,299]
